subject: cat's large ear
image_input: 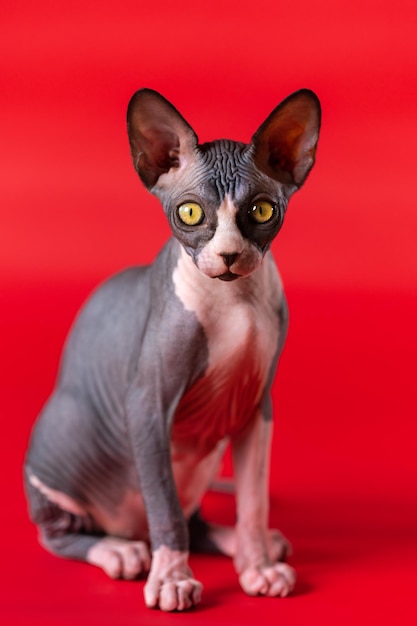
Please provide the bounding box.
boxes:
[127,89,198,188]
[251,89,321,188]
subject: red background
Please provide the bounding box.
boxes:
[1,1,417,624]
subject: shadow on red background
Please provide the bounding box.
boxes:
[1,1,416,624]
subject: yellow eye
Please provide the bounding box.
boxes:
[178,202,204,226]
[250,201,275,224]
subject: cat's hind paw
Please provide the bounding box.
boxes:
[87,537,151,580]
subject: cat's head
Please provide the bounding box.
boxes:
[127,88,321,281]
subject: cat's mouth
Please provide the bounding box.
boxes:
[216,271,240,281]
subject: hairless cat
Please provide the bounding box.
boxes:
[25,88,321,611]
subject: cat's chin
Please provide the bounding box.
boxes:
[216,271,241,282]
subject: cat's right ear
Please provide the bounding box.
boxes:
[127,89,198,189]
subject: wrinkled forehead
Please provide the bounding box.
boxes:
[154,139,280,208]
[198,140,254,200]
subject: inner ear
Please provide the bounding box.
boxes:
[251,89,321,188]
[127,89,198,188]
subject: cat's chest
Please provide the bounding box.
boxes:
[172,249,282,449]
[198,301,275,381]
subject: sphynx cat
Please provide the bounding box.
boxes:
[25,88,321,611]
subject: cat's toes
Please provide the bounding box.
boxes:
[239,562,296,598]
[144,575,203,611]
[143,546,202,611]
[87,537,151,580]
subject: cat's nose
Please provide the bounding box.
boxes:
[220,252,239,268]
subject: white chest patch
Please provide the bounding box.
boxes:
[172,246,283,450]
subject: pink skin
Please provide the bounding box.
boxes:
[232,413,296,598]
[87,537,151,580]
[144,547,202,612]
[85,524,293,609]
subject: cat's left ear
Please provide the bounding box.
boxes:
[251,89,321,188]
[127,89,198,188]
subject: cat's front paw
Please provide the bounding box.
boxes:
[239,562,296,597]
[144,546,202,611]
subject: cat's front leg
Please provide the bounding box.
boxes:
[232,410,296,597]
[125,385,202,611]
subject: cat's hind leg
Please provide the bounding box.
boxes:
[189,510,290,562]
[25,473,151,580]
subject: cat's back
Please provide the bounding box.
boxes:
[56,265,152,396]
